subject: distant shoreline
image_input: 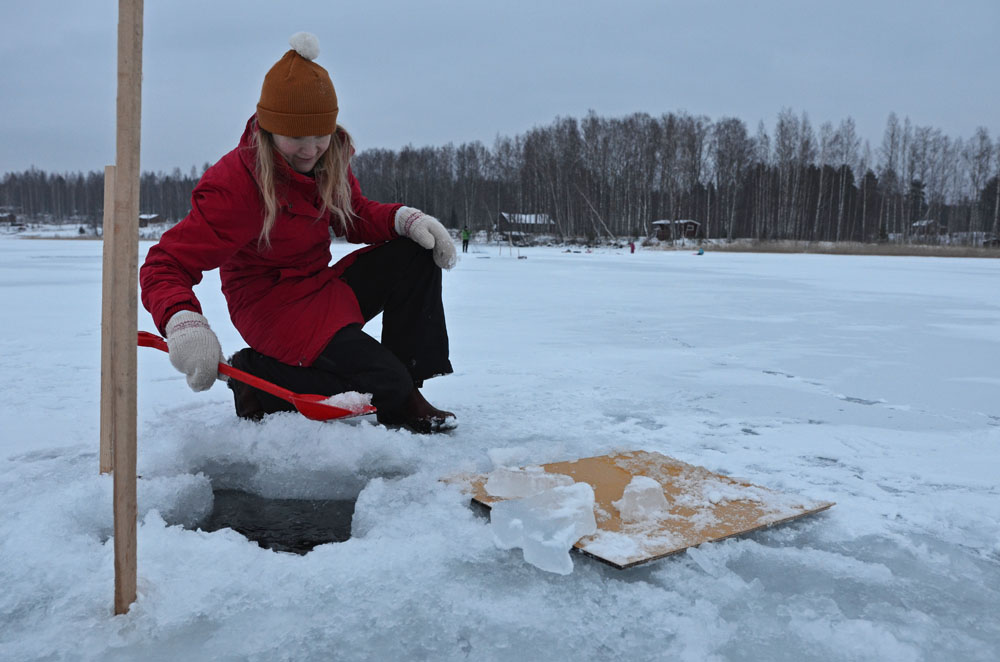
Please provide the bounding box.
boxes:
[5,230,998,259]
[652,240,1000,259]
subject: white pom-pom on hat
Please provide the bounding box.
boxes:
[289,32,320,61]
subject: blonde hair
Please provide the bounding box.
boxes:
[252,125,354,248]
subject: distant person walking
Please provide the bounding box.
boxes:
[461,226,470,253]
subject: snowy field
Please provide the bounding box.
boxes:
[1,237,999,661]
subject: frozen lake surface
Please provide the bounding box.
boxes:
[1,237,998,661]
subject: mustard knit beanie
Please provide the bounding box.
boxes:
[256,33,338,136]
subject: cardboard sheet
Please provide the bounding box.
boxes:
[460,450,834,569]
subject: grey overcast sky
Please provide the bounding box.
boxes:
[1,0,997,174]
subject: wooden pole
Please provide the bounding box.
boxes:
[110,0,143,615]
[99,165,116,475]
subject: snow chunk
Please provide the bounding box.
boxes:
[320,391,372,413]
[484,465,574,498]
[289,32,320,60]
[486,446,532,469]
[613,475,670,522]
[490,483,597,575]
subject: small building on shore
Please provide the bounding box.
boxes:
[651,219,700,240]
[911,219,944,236]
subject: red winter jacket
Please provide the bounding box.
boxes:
[140,116,402,366]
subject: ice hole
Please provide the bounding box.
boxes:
[196,489,356,554]
[183,461,374,554]
[181,456,412,554]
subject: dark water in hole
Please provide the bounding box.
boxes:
[199,489,356,554]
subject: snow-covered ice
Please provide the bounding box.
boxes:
[613,475,670,522]
[1,237,999,660]
[490,482,597,575]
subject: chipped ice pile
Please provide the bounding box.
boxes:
[490,482,597,575]
[484,465,574,498]
[612,475,669,522]
[320,391,372,413]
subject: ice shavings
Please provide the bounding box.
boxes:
[613,475,670,522]
[585,511,709,567]
[582,530,643,562]
[490,482,597,574]
[556,450,837,567]
[486,446,533,469]
[484,465,574,498]
[613,451,822,526]
[320,391,372,413]
[672,475,819,521]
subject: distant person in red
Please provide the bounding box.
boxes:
[629,241,635,254]
[139,33,458,433]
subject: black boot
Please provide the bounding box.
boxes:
[376,388,457,434]
[227,349,296,421]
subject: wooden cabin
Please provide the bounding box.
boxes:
[651,219,700,240]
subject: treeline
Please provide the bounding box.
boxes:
[3,110,999,244]
[352,110,1000,243]
[0,166,204,230]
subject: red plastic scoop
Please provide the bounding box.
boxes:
[137,331,376,421]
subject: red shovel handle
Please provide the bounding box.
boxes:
[137,331,298,400]
[136,331,376,421]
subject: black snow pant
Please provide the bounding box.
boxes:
[229,239,452,418]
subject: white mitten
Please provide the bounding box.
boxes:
[164,311,226,391]
[394,206,458,270]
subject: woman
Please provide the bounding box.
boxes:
[140,33,457,433]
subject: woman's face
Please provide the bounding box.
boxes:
[272,134,332,174]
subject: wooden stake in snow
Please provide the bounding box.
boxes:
[100,0,143,616]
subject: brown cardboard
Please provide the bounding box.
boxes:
[459,450,834,569]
